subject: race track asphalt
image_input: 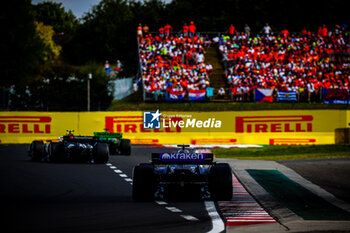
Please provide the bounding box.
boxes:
[0,145,213,233]
[2,144,350,233]
[280,158,350,204]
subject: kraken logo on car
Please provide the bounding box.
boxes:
[161,153,171,160]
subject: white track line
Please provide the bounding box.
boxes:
[205,201,225,233]
[106,165,133,185]
[165,207,182,213]
[181,215,199,221]
[155,201,168,205]
[106,164,199,222]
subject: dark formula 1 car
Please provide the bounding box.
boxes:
[93,131,131,155]
[132,145,233,201]
[29,131,109,163]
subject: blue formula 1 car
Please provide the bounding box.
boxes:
[132,145,233,201]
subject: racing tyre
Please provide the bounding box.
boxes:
[49,142,65,162]
[209,163,233,200]
[120,139,131,155]
[109,143,118,155]
[94,143,109,164]
[132,164,155,201]
[31,141,44,161]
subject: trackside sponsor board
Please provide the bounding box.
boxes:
[0,110,348,144]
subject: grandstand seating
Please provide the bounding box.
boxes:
[138,27,350,102]
[218,31,350,102]
[138,33,212,100]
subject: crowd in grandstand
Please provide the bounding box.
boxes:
[138,23,350,102]
[139,22,213,100]
[219,24,350,102]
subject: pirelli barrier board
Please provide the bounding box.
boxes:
[0,110,349,145]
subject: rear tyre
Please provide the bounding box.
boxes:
[109,143,118,155]
[120,139,131,155]
[49,142,65,162]
[132,164,155,201]
[94,143,109,164]
[209,163,233,200]
[31,141,44,161]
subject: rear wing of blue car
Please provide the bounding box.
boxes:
[151,152,214,165]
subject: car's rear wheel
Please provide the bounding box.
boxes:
[109,143,118,155]
[120,139,131,155]
[31,141,44,161]
[94,143,109,164]
[49,142,65,162]
[209,163,233,200]
[132,164,155,201]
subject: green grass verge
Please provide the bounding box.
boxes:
[108,92,350,111]
[212,144,350,160]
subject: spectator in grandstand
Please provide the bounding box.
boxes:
[213,36,221,46]
[307,82,315,103]
[183,23,189,37]
[206,63,213,73]
[116,60,122,72]
[218,87,225,98]
[164,24,173,36]
[144,81,152,93]
[341,24,348,33]
[322,24,328,37]
[262,23,272,35]
[301,28,308,36]
[143,24,149,34]
[189,21,196,38]
[334,24,341,35]
[244,24,251,36]
[228,24,235,37]
[204,34,212,47]
[317,26,323,37]
[174,82,184,92]
[281,28,289,39]
[235,85,244,102]
[137,23,143,40]
[104,60,110,70]
[196,51,205,63]
[159,26,164,37]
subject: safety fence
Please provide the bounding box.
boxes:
[143,86,350,103]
